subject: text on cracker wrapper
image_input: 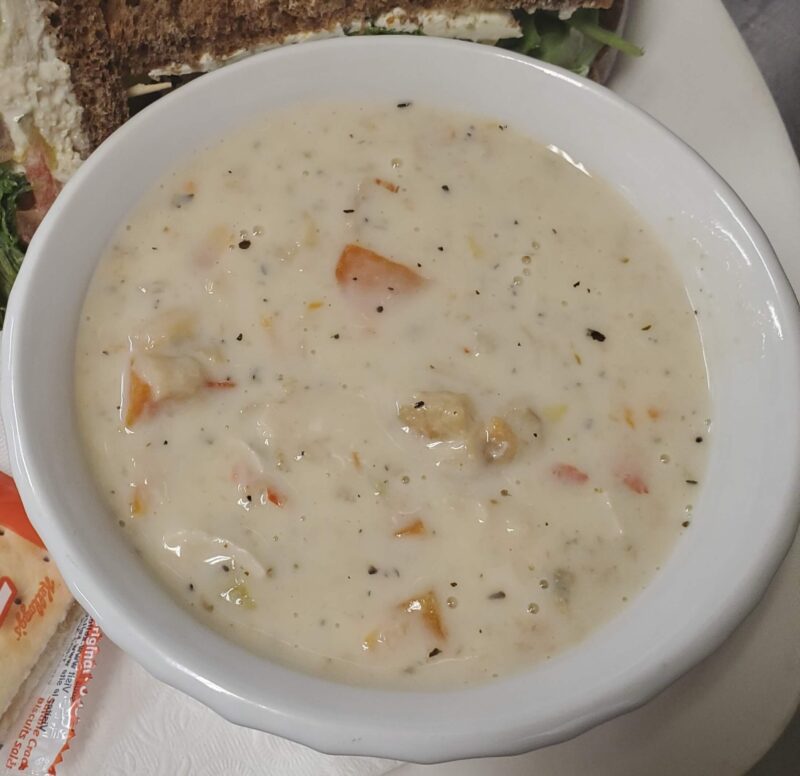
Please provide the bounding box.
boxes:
[13,577,56,640]
[2,613,103,775]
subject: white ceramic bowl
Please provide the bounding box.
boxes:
[3,37,800,763]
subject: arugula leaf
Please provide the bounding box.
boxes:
[500,10,642,76]
[0,164,30,327]
[568,9,644,58]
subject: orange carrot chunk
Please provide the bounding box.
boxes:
[400,591,446,640]
[125,369,153,428]
[374,178,399,193]
[622,473,649,494]
[552,463,589,484]
[266,487,286,507]
[130,486,147,517]
[394,518,426,538]
[206,379,237,389]
[335,244,425,294]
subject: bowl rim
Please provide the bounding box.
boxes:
[3,35,800,763]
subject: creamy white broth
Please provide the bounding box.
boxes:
[75,103,709,689]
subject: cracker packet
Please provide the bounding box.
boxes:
[0,473,102,774]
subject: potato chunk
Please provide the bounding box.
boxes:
[479,404,542,464]
[481,417,519,464]
[138,308,196,351]
[398,392,475,443]
[134,353,206,402]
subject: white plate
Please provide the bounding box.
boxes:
[59,1,800,773]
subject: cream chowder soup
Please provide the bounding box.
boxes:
[75,103,709,689]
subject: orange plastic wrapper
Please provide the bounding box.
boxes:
[0,474,102,774]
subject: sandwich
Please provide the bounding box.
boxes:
[0,0,640,322]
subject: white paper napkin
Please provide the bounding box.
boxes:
[58,644,400,776]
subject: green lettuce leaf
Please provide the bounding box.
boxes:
[0,164,30,327]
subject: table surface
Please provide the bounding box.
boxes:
[720,3,800,772]
[722,0,800,153]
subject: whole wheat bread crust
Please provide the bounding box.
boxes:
[105,0,613,75]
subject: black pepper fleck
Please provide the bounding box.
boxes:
[236,332,243,341]
[428,647,442,658]
[376,305,384,313]
[587,328,606,342]
[441,184,450,192]
[368,565,378,575]
[238,239,251,250]
[488,591,506,600]
[414,400,425,409]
